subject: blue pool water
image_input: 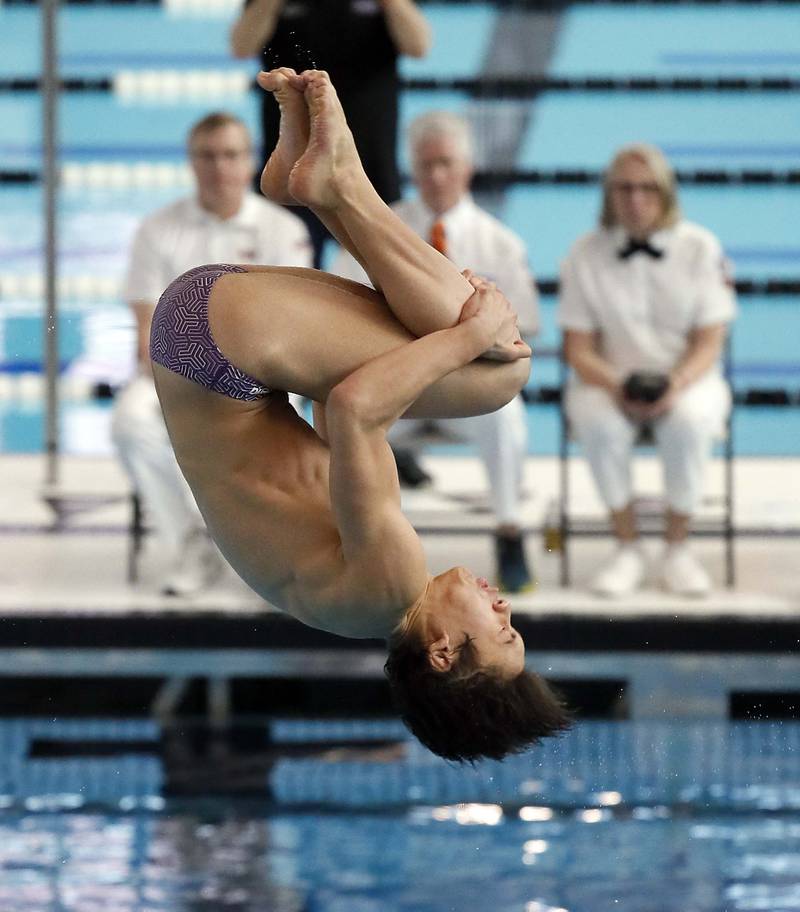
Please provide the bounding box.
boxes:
[2,807,800,911]
[1,718,800,911]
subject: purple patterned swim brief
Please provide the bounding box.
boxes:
[150,263,271,401]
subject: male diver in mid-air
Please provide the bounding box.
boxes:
[151,68,570,760]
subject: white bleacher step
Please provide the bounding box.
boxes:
[62,161,193,190]
[1,272,124,301]
[164,0,242,15]
[113,69,250,101]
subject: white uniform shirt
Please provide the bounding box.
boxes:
[124,192,312,303]
[558,220,736,376]
[331,194,540,335]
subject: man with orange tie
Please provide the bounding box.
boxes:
[332,110,539,592]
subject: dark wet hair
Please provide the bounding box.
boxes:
[384,629,573,762]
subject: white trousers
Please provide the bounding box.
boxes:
[388,395,528,526]
[565,374,731,515]
[110,374,203,555]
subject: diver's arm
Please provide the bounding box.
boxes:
[328,282,530,434]
[324,283,527,589]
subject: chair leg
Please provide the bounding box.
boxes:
[724,393,735,588]
[559,489,570,588]
[724,454,735,588]
[725,530,735,588]
[128,492,143,584]
[559,380,570,588]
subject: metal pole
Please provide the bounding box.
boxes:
[42,0,59,489]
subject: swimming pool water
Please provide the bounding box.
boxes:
[1,718,799,911]
[2,806,800,912]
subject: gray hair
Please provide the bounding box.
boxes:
[407,111,474,163]
[600,143,681,230]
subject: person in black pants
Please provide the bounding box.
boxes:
[231,0,431,267]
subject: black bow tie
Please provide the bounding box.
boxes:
[618,238,664,260]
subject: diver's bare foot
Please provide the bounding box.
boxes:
[288,70,365,209]
[256,68,309,205]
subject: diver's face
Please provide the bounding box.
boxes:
[412,134,474,217]
[430,566,526,677]
[608,155,665,240]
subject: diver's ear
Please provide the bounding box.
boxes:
[426,635,456,672]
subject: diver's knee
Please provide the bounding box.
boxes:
[485,357,531,413]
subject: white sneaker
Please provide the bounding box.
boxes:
[161,529,225,597]
[590,544,646,597]
[660,544,711,598]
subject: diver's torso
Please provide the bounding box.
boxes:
[152,366,394,637]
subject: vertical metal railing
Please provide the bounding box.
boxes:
[42,0,60,489]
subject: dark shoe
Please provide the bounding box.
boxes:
[393,448,433,489]
[495,532,535,593]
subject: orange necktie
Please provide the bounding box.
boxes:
[429,219,448,257]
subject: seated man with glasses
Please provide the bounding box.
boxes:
[112,112,312,596]
[558,143,736,598]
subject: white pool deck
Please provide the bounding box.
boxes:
[1,453,797,620]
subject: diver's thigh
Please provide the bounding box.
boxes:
[208,269,412,401]
[406,356,531,420]
[208,268,530,417]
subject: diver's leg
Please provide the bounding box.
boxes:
[208,265,528,419]
[259,69,524,359]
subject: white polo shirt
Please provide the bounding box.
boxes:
[124,193,313,304]
[558,220,736,376]
[331,194,540,335]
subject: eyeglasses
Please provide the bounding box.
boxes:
[190,149,251,164]
[610,181,661,196]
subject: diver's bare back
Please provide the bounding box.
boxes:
[153,360,389,636]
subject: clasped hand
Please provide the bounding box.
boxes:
[617,382,677,421]
[458,270,532,362]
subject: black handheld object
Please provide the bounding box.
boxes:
[623,371,670,403]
